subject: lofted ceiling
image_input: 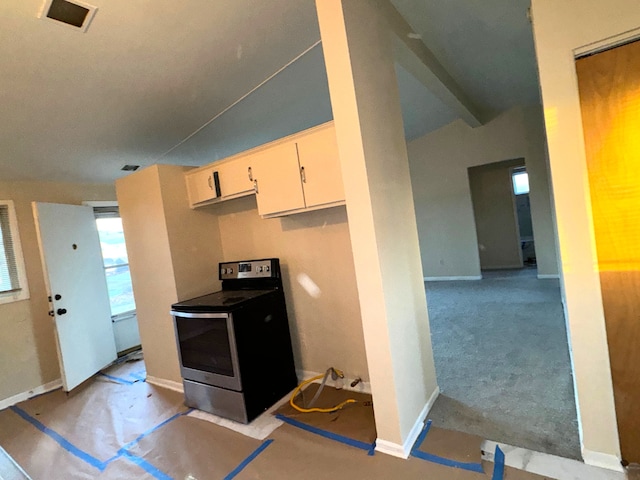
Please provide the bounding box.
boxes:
[0,0,539,184]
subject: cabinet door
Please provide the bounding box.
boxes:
[217,156,254,198]
[186,169,218,206]
[296,125,345,208]
[250,142,306,216]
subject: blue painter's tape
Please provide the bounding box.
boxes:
[121,451,173,480]
[10,406,106,471]
[119,409,192,453]
[99,372,136,385]
[223,439,273,480]
[367,442,376,456]
[129,372,147,382]
[275,414,376,453]
[411,419,433,454]
[410,419,485,474]
[492,445,505,480]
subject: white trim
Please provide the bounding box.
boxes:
[574,27,640,58]
[582,448,625,473]
[537,274,560,279]
[0,379,62,410]
[481,440,625,479]
[423,276,482,281]
[146,376,184,394]
[38,0,99,33]
[375,386,440,459]
[81,201,118,207]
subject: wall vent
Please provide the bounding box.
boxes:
[40,0,98,32]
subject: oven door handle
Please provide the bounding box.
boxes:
[170,310,230,319]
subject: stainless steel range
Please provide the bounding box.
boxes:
[170,258,297,424]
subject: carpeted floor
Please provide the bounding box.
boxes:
[425,268,581,460]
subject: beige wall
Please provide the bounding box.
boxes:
[214,196,368,380]
[0,180,115,402]
[469,159,524,269]
[116,165,223,385]
[407,105,558,278]
[531,0,640,468]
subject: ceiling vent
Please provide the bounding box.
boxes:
[40,0,98,32]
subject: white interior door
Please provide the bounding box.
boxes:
[33,202,117,391]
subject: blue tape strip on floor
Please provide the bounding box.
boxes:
[121,451,173,480]
[119,409,193,453]
[492,445,505,480]
[129,371,147,382]
[275,414,376,453]
[10,406,106,471]
[222,439,274,480]
[410,419,485,474]
[99,372,136,385]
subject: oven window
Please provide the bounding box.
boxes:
[175,316,234,377]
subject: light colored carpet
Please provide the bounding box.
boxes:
[425,269,581,460]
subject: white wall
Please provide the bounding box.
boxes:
[530,0,640,469]
[407,105,558,278]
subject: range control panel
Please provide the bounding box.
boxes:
[219,259,275,280]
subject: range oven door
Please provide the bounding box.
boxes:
[171,311,242,392]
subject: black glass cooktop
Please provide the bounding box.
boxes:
[171,289,276,312]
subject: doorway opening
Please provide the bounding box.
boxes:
[93,205,141,356]
[422,158,579,459]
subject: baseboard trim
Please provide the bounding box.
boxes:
[537,274,560,279]
[423,276,482,281]
[295,369,372,394]
[375,386,440,459]
[582,448,624,472]
[146,376,184,394]
[0,379,62,410]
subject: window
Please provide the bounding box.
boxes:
[0,200,29,304]
[512,167,530,195]
[94,207,136,318]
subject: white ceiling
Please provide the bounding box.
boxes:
[0,0,539,184]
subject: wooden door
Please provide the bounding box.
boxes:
[576,39,640,464]
[33,202,117,391]
[296,124,345,208]
[250,141,306,216]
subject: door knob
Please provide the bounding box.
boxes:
[56,308,67,315]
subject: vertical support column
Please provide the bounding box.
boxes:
[316,0,438,457]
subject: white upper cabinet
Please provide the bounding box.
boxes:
[216,155,254,199]
[295,124,344,209]
[185,122,345,215]
[185,168,220,206]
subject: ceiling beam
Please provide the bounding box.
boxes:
[374,0,486,127]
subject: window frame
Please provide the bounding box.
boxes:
[511,167,530,196]
[0,200,30,305]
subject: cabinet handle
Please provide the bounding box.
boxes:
[207,175,213,190]
[248,167,253,182]
[300,166,306,183]
[253,179,259,194]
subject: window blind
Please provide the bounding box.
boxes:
[0,205,20,294]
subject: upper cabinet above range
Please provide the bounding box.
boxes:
[185,122,345,217]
